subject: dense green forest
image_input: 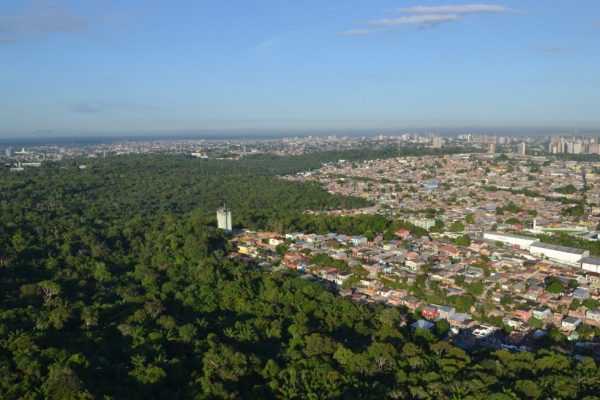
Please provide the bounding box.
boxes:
[3,154,370,232]
[1,151,598,399]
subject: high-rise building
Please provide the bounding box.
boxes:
[432,137,443,148]
[217,205,232,232]
[548,136,559,153]
[487,142,496,154]
[518,142,526,156]
[565,141,574,154]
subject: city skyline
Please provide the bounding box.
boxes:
[1,0,599,137]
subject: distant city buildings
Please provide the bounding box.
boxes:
[518,142,526,156]
[4,134,600,166]
[548,136,600,155]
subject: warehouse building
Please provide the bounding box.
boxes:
[529,242,589,266]
[483,232,538,249]
[581,257,600,273]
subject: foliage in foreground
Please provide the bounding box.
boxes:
[1,210,598,399]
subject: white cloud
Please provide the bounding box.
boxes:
[0,2,144,44]
[368,14,459,27]
[337,29,372,36]
[337,3,520,38]
[392,4,518,15]
[0,7,86,43]
[530,45,569,54]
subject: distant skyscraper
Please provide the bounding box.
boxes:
[565,141,574,154]
[4,147,11,157]
[487,142,496,154]
[432,137,443,148]
[518,142,526,156]
[217,205,232,232]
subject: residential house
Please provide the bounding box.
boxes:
[514,306,533,322]
[411,320,435,332]
[351,236,368,246]
[449,313,475,329]
[532,307,552,320]
[573,288,591,302]
[586,308,600,327]
[436,305,456,320]
[401,295,423,311]
[396,230,411,240]
[405,257,426,271]
[568,306,588,321]
[561,316,582,331]
[422,306,439,319]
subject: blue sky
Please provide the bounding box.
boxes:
[0,0,599,137]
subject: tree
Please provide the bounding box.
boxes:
[547,281,564,294]
[515,379,542,399]
[563,205,584,218]
[454,235,471,247]
[555,184,577,194]
[528,317,543,329]
[436,319,450,337]
[275,243,289,255]
[38,281,61,303]
[466,281,484,297]
[505,217,520,225]
[383,230,395,241]
[568,279,579,289]
[449,221,465,232]
[41,365,91,400]
[501,295,513,307]
[364,230,375,242]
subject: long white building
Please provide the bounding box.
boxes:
[582,257,600,273]
[483,232,538,250]
[529,242,589,266]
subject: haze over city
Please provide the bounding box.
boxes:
[1,0,599,137]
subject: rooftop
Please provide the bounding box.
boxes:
[581,257,600,265]
[530,242,588,255]
[483,232,537,241]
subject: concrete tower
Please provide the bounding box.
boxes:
[217,204,232,232]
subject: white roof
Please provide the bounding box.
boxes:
[530,242,587,255]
